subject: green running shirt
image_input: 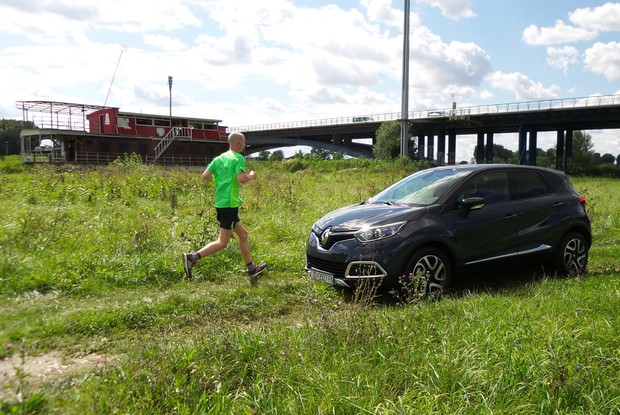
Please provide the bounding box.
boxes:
[207,150,246,208]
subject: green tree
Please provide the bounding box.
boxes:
[570,130,596,171]
[374,121,416,160]
[472,143,514,164]
[374,121,400,160]
[332,151,344,160]
[1,119,35,156]
[308,147,330,160]
[530,148,560,168]
[600,153,615,164]
[269,150,284,161]
[257,150,271,161]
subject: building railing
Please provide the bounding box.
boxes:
[147,153,210,166]
[154,127,194,160]
[229,93,620,133]
[22,151,212,166]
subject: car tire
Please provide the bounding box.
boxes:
[556,232,588,276]
[404,247,452,296]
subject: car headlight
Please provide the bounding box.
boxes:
[312,223,325,236]
[355,221,406,242]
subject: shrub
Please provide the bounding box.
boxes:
[0,155,29,173]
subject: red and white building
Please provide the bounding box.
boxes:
[17,100,229,165]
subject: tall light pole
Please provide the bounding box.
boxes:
[168,76,173,117]
[400,0,411,157]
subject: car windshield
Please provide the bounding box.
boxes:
[368,167,476,206]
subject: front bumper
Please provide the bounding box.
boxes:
[305,260,387,288]
[305,231,390,288]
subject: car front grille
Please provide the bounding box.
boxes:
[312,229,355,250]
[306,255,347,279]
[322,233,354,250]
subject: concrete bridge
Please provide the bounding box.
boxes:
[232,94,620,170]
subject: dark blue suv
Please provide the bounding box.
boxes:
[305,164,591,293]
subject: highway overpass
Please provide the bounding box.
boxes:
[232,94,620,170]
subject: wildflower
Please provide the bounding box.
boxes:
[5,343,13,350]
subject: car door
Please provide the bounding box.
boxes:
[446,171,522,267]
[508,170,558,257]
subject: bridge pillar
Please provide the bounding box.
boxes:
[565,129,573,172]
[417,135,425,160]
[448,131,456,165]
[517,124,527,165]
[427,134,435,163]
[476,132,485,163]
[556,130,564,170]
[437,130,446,165]
[486,132,494,163]
[528,127,538,165]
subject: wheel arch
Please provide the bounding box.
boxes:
[563,224,592,249]
[402,239,457,276]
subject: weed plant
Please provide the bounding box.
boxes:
[1,158,619,414]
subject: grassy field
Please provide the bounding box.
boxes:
[1,156,619,414]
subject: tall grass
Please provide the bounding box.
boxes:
[1,158,619,414]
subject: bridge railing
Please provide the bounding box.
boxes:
[229,93,620,132]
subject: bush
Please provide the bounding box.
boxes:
[0,155,29,173]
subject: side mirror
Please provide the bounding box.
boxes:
[460,196,485,211]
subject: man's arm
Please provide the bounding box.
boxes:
[202,167,213,181]
[237,170,257,184]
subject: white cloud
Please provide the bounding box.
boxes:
[418,0,475,20]
[0,0,200,41]
[546,46,580,74]
[360,0,405,27]
[479,90,494,100]
[489,71,559,101]
[584,42,620,81]
[410,27,491,92]
[569,3,620,31]
[522,20,598,46]
[144,35,188,52]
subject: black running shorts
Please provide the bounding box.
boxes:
[216,207,240,230]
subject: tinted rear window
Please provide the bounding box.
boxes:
[511,171,551,200]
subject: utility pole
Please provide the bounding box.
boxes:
[400,0,411,157]
[168,76,173,117]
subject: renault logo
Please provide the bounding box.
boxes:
[320,228,331,247]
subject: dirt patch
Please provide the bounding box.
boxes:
[1,351,114,402]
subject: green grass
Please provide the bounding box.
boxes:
[1,159,619,414]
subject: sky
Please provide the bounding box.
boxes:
[1,0,620,161]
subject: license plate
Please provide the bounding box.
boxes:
[308,268,334,285]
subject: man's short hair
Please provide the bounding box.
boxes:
[228,132,245,145]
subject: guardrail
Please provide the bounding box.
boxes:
[229,93,620,133]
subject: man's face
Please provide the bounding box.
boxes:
[234,137,246,152]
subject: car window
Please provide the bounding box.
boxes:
[461,172,510,205]
[370,167,475,205]
[510,171,551,200]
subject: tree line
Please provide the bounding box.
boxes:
[0,119,35,156]
[371,121,619,176]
